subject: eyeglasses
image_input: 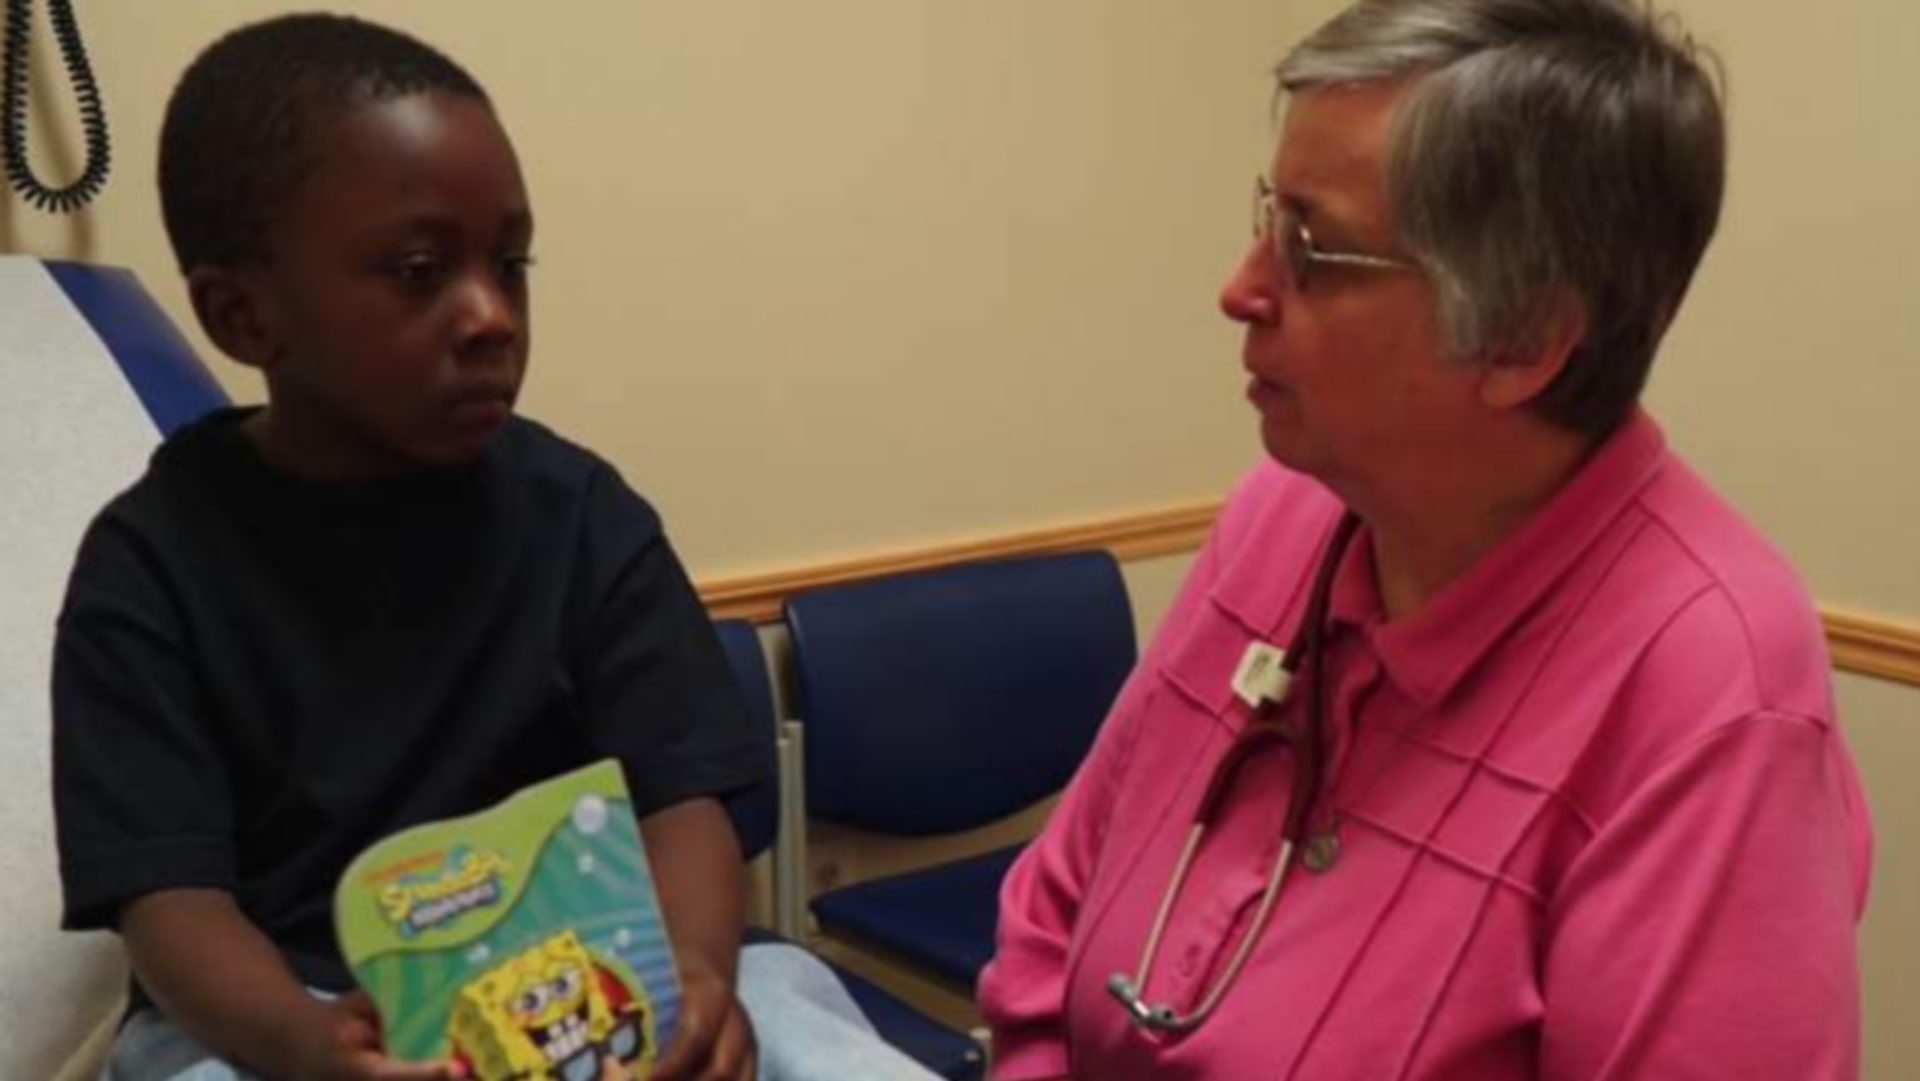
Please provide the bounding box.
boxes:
[1253,175,1417,289]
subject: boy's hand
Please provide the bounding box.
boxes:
[637,798,754,1080]
[644,967,756,1081]
[120,890,463,1081]
[283,990,465,1081]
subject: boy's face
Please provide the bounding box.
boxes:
[223,89,534,478]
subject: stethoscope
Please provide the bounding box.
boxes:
[1106,511,1362,1035]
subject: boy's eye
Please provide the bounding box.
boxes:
[388,254,448,285]
[499,253,536,281]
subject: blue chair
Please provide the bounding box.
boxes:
[2,257,228,1081]
[783,551,1136,993]
[35,260,230,435]
[711,620,986,1081]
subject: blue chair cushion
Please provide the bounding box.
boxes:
[743,928,984,1081]
[809,846,1022,990]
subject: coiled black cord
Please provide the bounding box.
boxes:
[3,0,110,214]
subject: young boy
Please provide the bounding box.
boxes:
[53,15,764,1080]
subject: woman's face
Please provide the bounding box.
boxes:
[1220,81,1486,497]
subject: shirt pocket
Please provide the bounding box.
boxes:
[1069,596,1273,988]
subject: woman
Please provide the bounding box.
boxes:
[978,2,1871,1078]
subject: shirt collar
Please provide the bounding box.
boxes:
[1346,409,1671,709]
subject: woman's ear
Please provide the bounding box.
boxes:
[186,266,281,372]
[1477,289,1588,411]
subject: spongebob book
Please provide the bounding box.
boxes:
[335,760,680,1081]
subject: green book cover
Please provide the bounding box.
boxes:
[334,759,680,1080]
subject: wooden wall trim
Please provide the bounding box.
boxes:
[1825,609,1920,689]
[698,500,1920,689]
[699,500,1218,623]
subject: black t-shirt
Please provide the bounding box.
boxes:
[52,407,764,994]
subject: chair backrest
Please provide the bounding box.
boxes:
[38,260,228,434]
[1,258,227,1081]
[712,619,781,863]
[785,550,1135,836]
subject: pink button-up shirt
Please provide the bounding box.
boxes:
[980,412,1871,1080]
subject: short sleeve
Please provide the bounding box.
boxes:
[572,466,767,817]
[1541,712,1867,1079]
[53,517,236,930]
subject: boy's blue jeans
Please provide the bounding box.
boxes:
[102,943,944,1081]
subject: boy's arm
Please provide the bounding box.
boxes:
[121,889,459,1081]
[55,519,449,1078]
[52,517,438,1079]
[638,797,756,1081]
[569,469,766,1079]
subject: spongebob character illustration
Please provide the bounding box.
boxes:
[447,930,655,1081]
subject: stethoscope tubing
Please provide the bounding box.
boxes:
[1107,510,1362,1036]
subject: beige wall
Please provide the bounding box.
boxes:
[12,0,1906,603]
[1842,673,1920,1081]
[6,0,1914,1076]
[1648,1,1920,620]
[3,0,1284,575]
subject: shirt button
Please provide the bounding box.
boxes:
[1303,832,1341,874]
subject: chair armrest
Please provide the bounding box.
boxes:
[774,719,810,940]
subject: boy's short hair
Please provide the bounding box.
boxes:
[158,13,490,274]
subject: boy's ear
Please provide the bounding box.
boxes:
[1476,289,1587,412]
[186,266,282,372]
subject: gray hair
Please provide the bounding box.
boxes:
[1277,0,1725,438]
